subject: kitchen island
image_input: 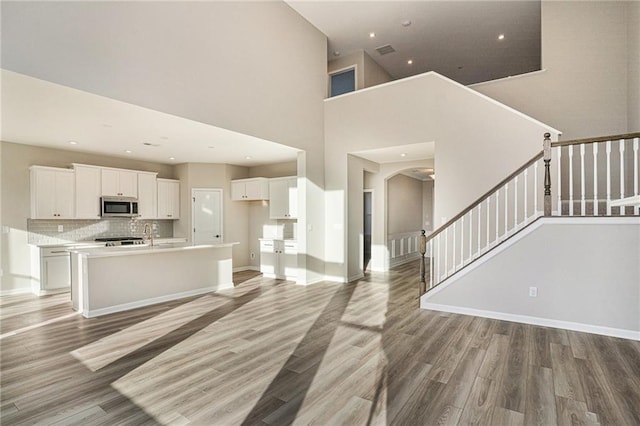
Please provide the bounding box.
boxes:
[70,242,237,318]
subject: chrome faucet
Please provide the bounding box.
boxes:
[143,223,154,246]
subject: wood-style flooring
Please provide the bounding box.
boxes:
[1,263,639,425]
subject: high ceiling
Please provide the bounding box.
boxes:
[287,1,541,85]
[1,71,300,166]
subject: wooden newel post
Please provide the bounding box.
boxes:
[419,230,427,295]
[543,132,552,216]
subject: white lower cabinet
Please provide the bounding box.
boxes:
[260,239,297,280]
[40,247,71,292]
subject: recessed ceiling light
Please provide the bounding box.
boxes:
[498,34,505,40]
[68,140,78,145]
[102,123,112,128]
[208,146,215,149]
[245,156,252,160]
[169,157,175,160]
[369,32,376,38]
[333,51,341,57]
[402,20,412,27]
[400,153,407,157]
[407,59,413,65]
[160,136,169,140]
[125,150,132,154]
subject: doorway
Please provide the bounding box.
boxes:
[363,190,373,271]
[192,188,223,244]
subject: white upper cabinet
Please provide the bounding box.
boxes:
[231,178,269,201]
[74,164,102,219]
[30,166,75,219]
[269,177,297,219]
[101,168,138,197]
[137,172,158,219]
[157,178,180,219]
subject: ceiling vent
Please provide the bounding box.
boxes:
[375,44,396,56]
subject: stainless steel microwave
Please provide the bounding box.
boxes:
[101,196,139,217]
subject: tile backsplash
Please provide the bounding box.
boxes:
[27,218,174,245]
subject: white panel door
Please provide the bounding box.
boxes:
[192,189,223,245]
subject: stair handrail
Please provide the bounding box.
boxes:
[424,131,640,246]
[422,131,640,296]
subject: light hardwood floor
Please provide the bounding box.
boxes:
[1,263,639,425]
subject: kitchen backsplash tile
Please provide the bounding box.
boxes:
[27,218,174,245]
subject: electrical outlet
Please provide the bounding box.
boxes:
[529,286,537,297]
[250,252,255,260]
[58,225,64,233]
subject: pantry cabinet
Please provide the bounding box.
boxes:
[30,166,75,219]
[101,168,138,197]
[157,178,180,219]
[231,178,269,201]
[269,177,297,219]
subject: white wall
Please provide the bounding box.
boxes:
[363,51,392,88]
[422,219,640,338]
[629,1,640,132]
[422,180,435,232]
[472,1,634,140]
[325,72,558,281]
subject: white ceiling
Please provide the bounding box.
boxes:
[352,141,435,180]
[287,1,541,84]
[1,70,300,167]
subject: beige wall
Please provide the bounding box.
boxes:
[629,1,640,132]
[387,174,423,235]
[328,50,392,94]
[329,52,365,91]
[2,1,327,284]
[472,1,633,139]
[0,141,176,292]
[174,163,251,268]
[363,51,392,88]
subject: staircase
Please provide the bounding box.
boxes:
[421,132,640,294]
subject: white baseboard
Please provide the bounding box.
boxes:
[83,284,233,318]
[421,302,640,341]
[389,253,420,268]
[348,272,365,282]
[233,265,260,273]
[0,287,33,297]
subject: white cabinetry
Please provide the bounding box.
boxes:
[137,172,158,219]
[74,164,102,219]
[30,166,75,219]
[41,247,71,292]
[269,177,297,219]
[260,239,297,280]
[101,168,138,197]
[231,178,269,200]
[157,178,180,219]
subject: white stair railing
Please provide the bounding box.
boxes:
[423,132,640,293]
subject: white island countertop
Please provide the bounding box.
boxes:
[69,242,238,258]
[70,241,238,318]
